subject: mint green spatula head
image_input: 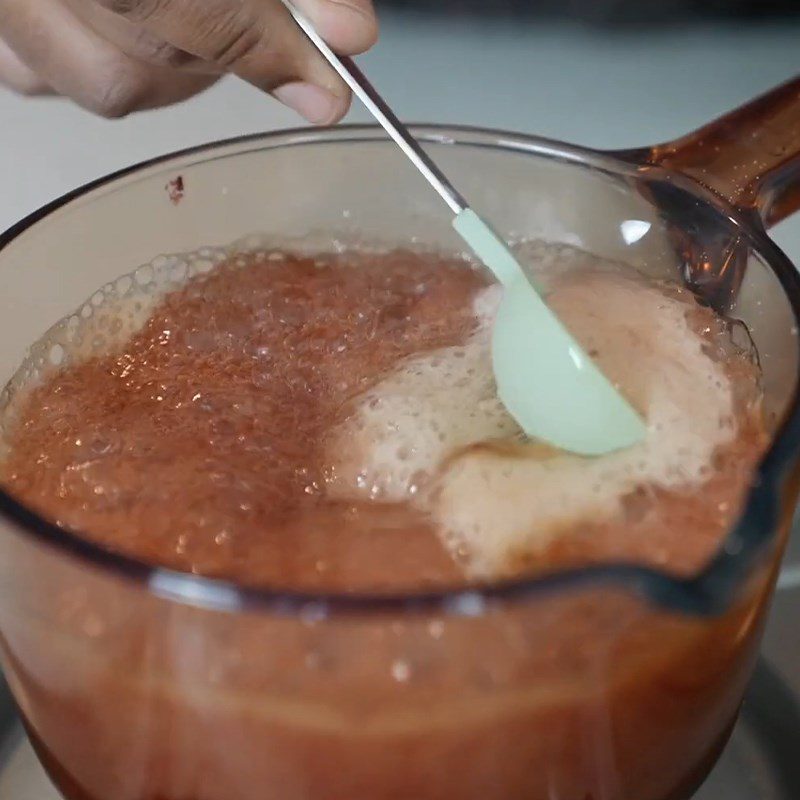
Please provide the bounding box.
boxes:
[453,209,646,456]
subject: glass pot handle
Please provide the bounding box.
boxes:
[638,75,800,229]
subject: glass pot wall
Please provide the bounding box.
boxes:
[0,78,800,800]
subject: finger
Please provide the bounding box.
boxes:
[94,0,372,123]
[73,0,377,73]
[293,0,378,56]
[64,0,207,72]
[0,37,53,96]
[0,0,219,116]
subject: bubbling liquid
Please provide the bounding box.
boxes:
[0,240,766,590]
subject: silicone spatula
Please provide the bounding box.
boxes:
[282,0,646,456]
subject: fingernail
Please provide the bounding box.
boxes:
[273,81,341,125]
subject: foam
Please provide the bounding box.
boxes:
[0,240,312,437]
[324,285,518,502]
[0,247,233,421]
[326,266,739,578]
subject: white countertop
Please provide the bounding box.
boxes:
[1,11,799,686]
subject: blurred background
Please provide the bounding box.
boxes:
[379,0,799,23]
[0,0,799,690]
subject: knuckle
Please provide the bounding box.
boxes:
[88,59,150,118]
[96,0,167,23]
[132,30,191,68]
[99,0,266,70]
[199,13,265,68]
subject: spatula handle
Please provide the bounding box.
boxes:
[281,0,467,215]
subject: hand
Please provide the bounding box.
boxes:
[0,0,377,122]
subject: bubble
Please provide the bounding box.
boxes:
[305,652,321,670]
[390,659,412,683]
[135,265,154,286]
[88,432,119,457]
[49,344,65,366]
[445,592,486,617]
[170,261,188,283]
[300,601,328,626]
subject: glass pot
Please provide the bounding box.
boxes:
[0,78,800,800]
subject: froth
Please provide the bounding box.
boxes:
[0,247,233,421]
[327,267,745,578]
[325,286,518,501]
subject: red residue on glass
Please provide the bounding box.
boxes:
[166,175,185,205]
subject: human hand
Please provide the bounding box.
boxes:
[0,0,377,122]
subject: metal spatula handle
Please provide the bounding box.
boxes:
[281,0,467,215]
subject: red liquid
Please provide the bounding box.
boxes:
[0,246,774,800]
[0,248,766,587]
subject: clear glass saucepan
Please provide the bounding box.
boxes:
[0,77,799,800]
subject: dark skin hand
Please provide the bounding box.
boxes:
[0,0,378,122]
